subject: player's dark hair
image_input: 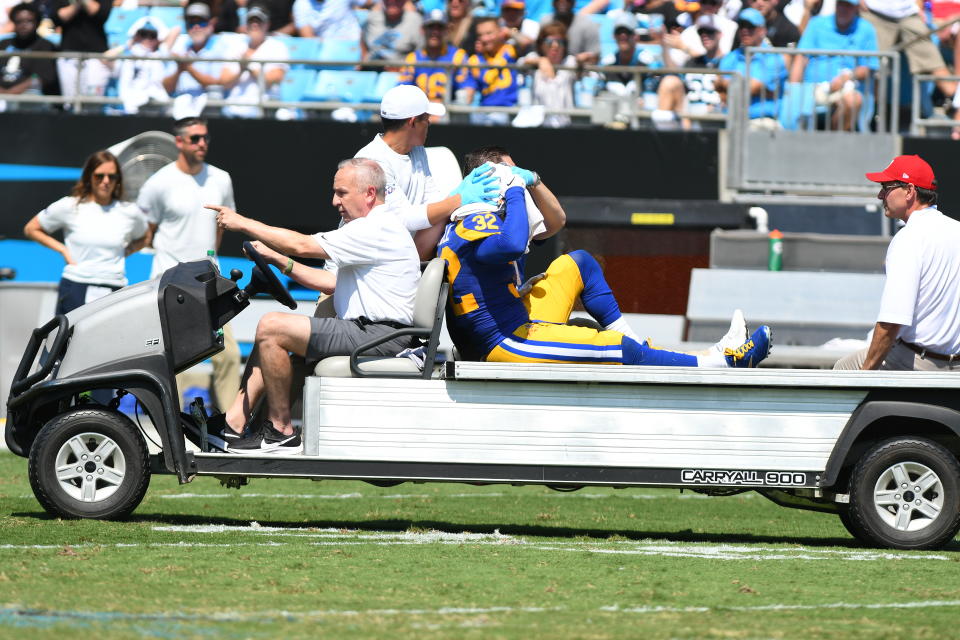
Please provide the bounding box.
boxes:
[173,116,207,137]
[463,145,511,173]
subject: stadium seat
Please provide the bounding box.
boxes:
[368,71,402,102]
[317,38,361,70]
[104,8,149,39]
[148,6,184,32]
[277,36,321,66]
[280,68,317,102]
[304,70,378,102]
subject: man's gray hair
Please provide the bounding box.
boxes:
[338,158,386,200]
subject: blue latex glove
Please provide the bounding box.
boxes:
[509,166,536,187]
[451,162,499,205]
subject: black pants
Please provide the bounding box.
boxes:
[56,278,120,315]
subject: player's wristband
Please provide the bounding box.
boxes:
[529,171,541,188]
[283,258,294,275]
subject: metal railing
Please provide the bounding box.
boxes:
[0,48,738,127]
[910,73,960,136]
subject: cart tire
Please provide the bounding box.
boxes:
[837,507,870,545]
[28,408,151,519]
[847,437,960,550]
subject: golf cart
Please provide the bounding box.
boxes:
[6,244,960,550]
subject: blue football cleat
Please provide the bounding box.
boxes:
[724,325,772,368]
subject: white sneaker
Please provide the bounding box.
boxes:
[712,309,747,356]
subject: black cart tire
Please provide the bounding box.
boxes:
[837,507,871,545]
[847,437,960,550]
[28,408,151,519]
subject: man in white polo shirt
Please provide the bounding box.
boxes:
[206,159,420,452]
[834,155,960,371]
[355,84,498,258]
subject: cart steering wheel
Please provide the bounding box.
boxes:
[242,241,297,310]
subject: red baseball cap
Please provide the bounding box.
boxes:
[865,155,936,190]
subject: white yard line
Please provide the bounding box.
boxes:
[2,600,959,625]
[0,525,949,560]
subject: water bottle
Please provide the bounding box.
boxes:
[768,229,783,271]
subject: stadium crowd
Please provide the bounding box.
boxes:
[3,0,960,130]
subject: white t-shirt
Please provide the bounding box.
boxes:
[222,36,290,119]
[167,35,227,98]
[37,196,148,287]
[354,134,441,233]
[312,204,419,324]
[137,162,235,278]
[673,14,738,66]
[863,0,918,19]
[878,207,960,354]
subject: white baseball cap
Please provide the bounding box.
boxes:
[380,85,446,119]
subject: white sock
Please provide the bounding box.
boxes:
[697,351,730,368]
[605,316,641,342]
[711,309,747,356]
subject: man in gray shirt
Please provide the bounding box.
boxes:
[363,0,422,61]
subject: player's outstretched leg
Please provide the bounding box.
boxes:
[723,325,772,368]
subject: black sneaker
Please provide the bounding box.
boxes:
[206,413,247,442]
[227,421,301,454]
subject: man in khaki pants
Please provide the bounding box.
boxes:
[138,116,241,408]
[835,155,960,371]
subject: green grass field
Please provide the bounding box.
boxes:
[1,451,959,639]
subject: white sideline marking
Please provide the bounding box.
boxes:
[152,491,745,500]
[0,525,948,561]
[602,600,960,614]
[2,600,959,626]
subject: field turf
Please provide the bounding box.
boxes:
[1,452,958,639]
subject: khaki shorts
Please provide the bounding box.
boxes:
[862,9,946,74]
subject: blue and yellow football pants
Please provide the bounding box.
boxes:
[489,251,697,366]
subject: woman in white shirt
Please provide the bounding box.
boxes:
[524,21,577,128]
[23,150,148,315]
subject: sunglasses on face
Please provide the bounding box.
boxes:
[93,172,118,182]
[879,181,908,195]
[544,37,565,45]
[699,28,718,36]
[136,29,159,38]
[187,20,210,29]
[184,133,210,144]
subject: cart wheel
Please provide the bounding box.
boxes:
[847,437,960,550]
[837,507,870,545]
[28,408,151,520]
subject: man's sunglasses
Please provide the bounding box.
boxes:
[187,20,210,29]
[698,28,719,36]
[183,134,210,144]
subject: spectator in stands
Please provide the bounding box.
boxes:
[399,9,467,115]
[446,0,476,52]
[220,4,289,118]
[113,16,174,115]
[53,0,112,102]
[601,14,662,101]
[0,0,19,34]
[0,3,60,107]
[539,0,600,64]
[163,3,225,106]
[716,8,786,126]
[788,0,878,131]
[658,13,725,128]
[293,0,361,40]
[835,155,960,371]
[363,0,422,62]
[217,0,296,35]
[663,0,736,67]
[744,0,798,47]
[23,150,148,315]
[462,16,520,125]
[500,0,540,57]
[861,0,956,102]
[522,21,576,127]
